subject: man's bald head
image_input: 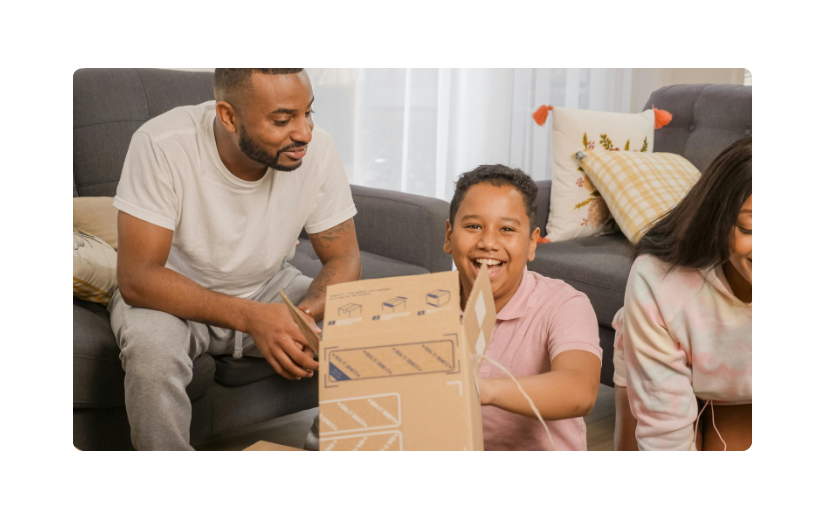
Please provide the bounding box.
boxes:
[213,68,304,104]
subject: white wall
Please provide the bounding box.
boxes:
[630,68,746,112]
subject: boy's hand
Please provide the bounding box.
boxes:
[244,302,320,379]
[477,377,496,406]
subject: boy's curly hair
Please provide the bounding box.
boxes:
[449,164,538,230]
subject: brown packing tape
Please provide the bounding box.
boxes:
[279,290,320,354]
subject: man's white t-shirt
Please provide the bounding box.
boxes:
[114,100,357,298]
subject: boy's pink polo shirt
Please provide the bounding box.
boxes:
[478,267,602,451]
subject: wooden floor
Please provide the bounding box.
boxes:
[585,383,616,451]
[195,384,616,451]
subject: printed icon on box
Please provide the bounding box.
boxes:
[338,303,362,317]
[426,289,450,307]
[382,296,407,312]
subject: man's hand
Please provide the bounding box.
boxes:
[244,302,320,380]
[297,308,322,336]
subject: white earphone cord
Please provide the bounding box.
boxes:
[473,354,556,450]
[693,399,727,451]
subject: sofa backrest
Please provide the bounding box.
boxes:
[535,179,552,236]
[73,68,215,197]
[644,84,752,172]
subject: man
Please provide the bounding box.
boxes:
[109,68,361,450]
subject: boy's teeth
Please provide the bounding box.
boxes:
[476,259,501,266]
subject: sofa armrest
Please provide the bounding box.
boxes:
[348,185,453,273]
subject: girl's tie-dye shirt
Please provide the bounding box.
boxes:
[612,254,752,451]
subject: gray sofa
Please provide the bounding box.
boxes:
[73,69,452,450]
[529,84,752,386]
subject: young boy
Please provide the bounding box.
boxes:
[444,165,602,450]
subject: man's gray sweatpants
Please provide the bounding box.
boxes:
[109,264,318,451]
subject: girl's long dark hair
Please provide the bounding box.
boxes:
[634,136,752,270]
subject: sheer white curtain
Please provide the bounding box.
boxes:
[306,68,632,201]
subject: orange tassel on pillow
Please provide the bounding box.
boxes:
[652,106,673,129]
[537,236,551,244]
[532,105,553,126]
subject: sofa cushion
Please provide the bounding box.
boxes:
[73,196,119,250]
[527,234,633,327]
[350,185,454,274]
[577,150,701,243]
[73,299,215,407]
[543,106,655,243]
[73,228,117,305]
[290,238,430,280]
[213,355,278,387]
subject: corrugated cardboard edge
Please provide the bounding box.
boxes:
[243,441,306,451]
[458,325,485,450]
[280,290,320,354]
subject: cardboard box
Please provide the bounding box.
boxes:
[315,266,496,451]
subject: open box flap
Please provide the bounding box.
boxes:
[462,264,497,375]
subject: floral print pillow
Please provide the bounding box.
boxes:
[543,106,656,243]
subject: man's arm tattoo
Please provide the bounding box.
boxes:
[311,219,354,252]
[303,263,337,305]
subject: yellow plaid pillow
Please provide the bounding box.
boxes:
[577,150,701,243]
[73,227,117,305]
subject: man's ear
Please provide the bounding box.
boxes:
[215,100,239,134]
[443,220,453,254]
[527,227,540,262]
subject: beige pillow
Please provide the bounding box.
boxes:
[73,196,118,250]
[577,150,701,243]
[73,228,117,305]
[546,107,656,242]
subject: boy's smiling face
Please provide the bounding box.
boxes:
[444,182,540,313]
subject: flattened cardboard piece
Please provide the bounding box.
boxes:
[280,290,320,354]
[317,268,495,451]
[243,440,305,451]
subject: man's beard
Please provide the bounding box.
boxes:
[238,124,307,172]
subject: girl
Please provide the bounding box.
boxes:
[613,137,752,451]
